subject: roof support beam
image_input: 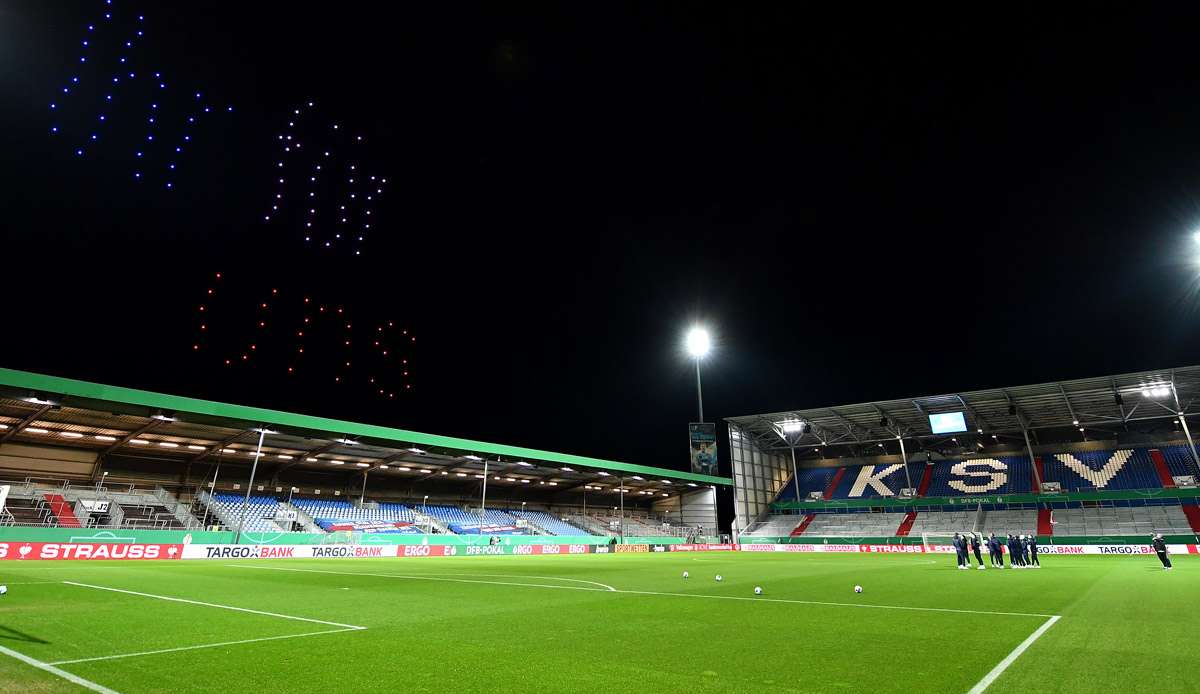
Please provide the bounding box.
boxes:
[0,404,52,444]
[193,430,254,463]
[99,419,162,458]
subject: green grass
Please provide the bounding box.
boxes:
[0,552,1194,693]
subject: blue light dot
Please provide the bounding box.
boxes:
[203,106,210,113]
[62,87,69,93]
[168,163,175,170]
[147,135,153,141]
[136,151,143,157]
[90,134,97,140]
[175,146,181,153]
[159,83,166,89]
[49,103,56,109]
[105,13,111,20]
[125,41,132,47]
[138,15,144,21]
[183,135,191,141]
[187,116,194,123]
[137,30,144,37]
[195,92,201,99]
[105,95,112,101]
[120,57,126,63]
[227,105,233,112]
[80,57,86,63]
[134,172,141,179]
[166,182,173,189]
[148,117,155,123]
[71,76,79,83]
[154,72,161,78]
[76,149,83,156]
[112,77,118,83]
[50,126,58,133]
[99,115,105,121]
[128,72,134,78]
[88,24,94,31]
[82,40,88,46]
[151,103,158,109]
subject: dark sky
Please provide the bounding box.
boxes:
[5,1,1200,496]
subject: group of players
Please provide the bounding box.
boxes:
[951,532,1039,570]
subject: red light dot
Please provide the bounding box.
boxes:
[200,324,207,330]
[319,307,325,312]
[250,344,256,350]
[374,341,379,346]
[346,324,351,329]
[199,305,205,311]
[225,359,231,365]
[207,288,213,294]
[379,389,384,395]
[335,377,340,382]
[242,354,248,360]
[403,371,408,376]
[259,321,265,327]
[345,362,351,367]
[298,331,304,337]
[193,344,199,350]
[382,351,388,356]
[389,322,394,327]
[337,308,343,314]
[377,327,382,332]
[298,347,304,353]
[304,297,310,303]
[272,288,278,295]
[402,330,407,335]
[389,393,395,399]
[345,340,350,346]
[261,303,268,309]
[304,317,310,323]
[410,337,415,342]
[369,378,375,383]
[288,367,294,373]
[402,359,407,364]
[406,384,411,389]
[215,272,222,279]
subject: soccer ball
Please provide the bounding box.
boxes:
[754,586,762,595]
[682,571,689,579]
[0,585,7,596]
[854,585,863,594]
[715,574,723,582]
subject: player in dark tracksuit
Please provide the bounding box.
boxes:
[988,533,1004,568]
[1007,534,1023,567]
[1152,534,1172,570]
[1028,534,1040,567]
[1020,535,1031,566]
[953,533,967,569]
[969,534,984,569]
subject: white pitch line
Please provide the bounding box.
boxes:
[49,627,362,666]
[227,565,609,593]
[0,643,121,694]
[967,615,1060,694]
[62,581,366,630]
[226,565,1053,618]
[419,572,617,592]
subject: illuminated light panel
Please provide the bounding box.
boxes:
[187,445,206,451]
[25,428,49,434]
[158,442,179,448]
[61,431,85,438]
[129,439,149,445]
[95,435,117,442]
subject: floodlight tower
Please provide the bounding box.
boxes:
[686,326,712,422]
[772,419,808,502]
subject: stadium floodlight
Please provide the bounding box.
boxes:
[631,476,644,480]
[685,326,711,359]
[548,481,558,486]
[254,427,279,435]
[561,467,574,472]
[152,410,177,421]
[407,447,425,454]
[334,437,357,445]
[463,454,483,461]
[597,471,610,476]
[516,461,532,467]
[687,482,697,487]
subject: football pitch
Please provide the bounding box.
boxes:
[0,552,1193,693]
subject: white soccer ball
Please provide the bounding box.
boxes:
[682,571,689,579]
[0,585,8,596]
[854,585,863,594]
[715,574,723,582]
[754,586,762,595]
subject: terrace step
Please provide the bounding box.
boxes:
[44,493,82,528]
[895,512,917,536]
[789,514,815,537]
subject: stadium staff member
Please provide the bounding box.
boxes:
[1152,533,1172,570]
[953,532,967,570]
[969,533,985,570]
[1028,534,1040,567]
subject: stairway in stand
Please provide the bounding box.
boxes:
[916,464,933,497]
[44,493,82,528]
[1181,504,1200,534]
[822,468,846,500]
[1037,508,1054,536]
[895,512,917,536]
[1149,450,1177,488]
[790,514,815,536]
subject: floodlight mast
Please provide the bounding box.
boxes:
[772,419,807,503]
[235,426,270,544]
[686,327,711,422]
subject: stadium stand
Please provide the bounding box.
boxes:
[204,492,285,533]
[1157,445,1200,477]
[290,497,420,533]
[1048,506,1193,536]
[800,512,904,537]
[828,463,924,499]
[512,510,593,535]
[43,493,82,528]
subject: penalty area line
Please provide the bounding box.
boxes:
[0,643,121,694]
[48,627,363,666]
[967,615,1060,694]
[61,581,366,630]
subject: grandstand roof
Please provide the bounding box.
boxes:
[726,365,1200,456]
[0,367,730,494]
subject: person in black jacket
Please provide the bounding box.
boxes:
[969,533,985,570]
[953,532,967,570]
[989,533,1004,568]
[1028,534,1040,567]
[1007,534,1023,568]
[1152,534,1172,570]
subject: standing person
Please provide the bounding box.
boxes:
[1152,533,1172,570]
[989,533,1004,568]
[970,533,985,570]
[1021,534,1032,566]
[1008,534,1022,568]
[1028,534,1040,567]
[953,532,967,570]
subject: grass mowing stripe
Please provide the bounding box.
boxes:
[227,564,612,593]
[0,643,121,694]
[49,627,363,665]
[967,615,1061,694]
[61,581,367,630]
[229,564,1054,617]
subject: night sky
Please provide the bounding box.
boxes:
[5,2,1200,504]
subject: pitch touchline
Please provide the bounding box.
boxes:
[48,628,362,665]
[226,565,1055,618]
